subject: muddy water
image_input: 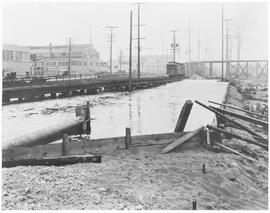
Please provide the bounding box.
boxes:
[2,79,228,145]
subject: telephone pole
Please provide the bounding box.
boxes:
[170,30,180,63]
[224,18,232,62]
[134,2,145,79]
[68,37,72,75]
[129,11,133,91]
[187,20,193,75]
[221,1,224,81]
[119,50,123,72]
[237,33,240,61]
[106,26,118,74]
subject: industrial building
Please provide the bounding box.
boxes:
[2,44,32,76]
[29,43,108,76]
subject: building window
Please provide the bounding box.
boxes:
[3,50,14,61]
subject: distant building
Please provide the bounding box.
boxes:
[115,55,169,76]
[2,44,32,76]
[29,43,108,76]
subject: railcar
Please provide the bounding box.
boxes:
[166,61,185,77]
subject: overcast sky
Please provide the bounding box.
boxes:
[2,1,268,62]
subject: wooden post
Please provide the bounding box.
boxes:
[62,134,69,156]
[128,11,133,92]
[86,101,91,135]
[174,100,193,132]
[192,198,197,210]
[125,128,131,150]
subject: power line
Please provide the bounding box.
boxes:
[40,3,104,30]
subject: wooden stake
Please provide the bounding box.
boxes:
[174,100,193,132]
[125,128,131,150]
[86,101,91,135]
[62,134,69,156]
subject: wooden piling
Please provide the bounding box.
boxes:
[125,128,131,150]
[174,100,193,132]
[62,134,70,156]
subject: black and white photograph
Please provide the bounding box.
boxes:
[1,0,268,210]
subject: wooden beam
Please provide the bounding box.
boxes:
[206,125,268,150]
[214,142,256,162]
[2,155,101,168]
[174,100,193,132]
[162,127,203,154]
[208,100,268,119]
[195,100,264,138]
[3,132,189,162]
[210,106,268,128]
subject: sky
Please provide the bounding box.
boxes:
[2,1,268,62]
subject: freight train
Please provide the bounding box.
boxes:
[166,61,185,77]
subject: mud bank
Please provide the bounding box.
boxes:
[2,81,268,210]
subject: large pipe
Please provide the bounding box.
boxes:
[3,118,85,150]
[3,102,91,150]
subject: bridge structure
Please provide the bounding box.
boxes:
[184,59,268,81]
[2,76,185,105]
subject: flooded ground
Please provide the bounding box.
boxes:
[2,79,228,145]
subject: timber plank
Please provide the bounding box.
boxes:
[3,132,184,161]
[162,127,203,154]
[2,155,101,168]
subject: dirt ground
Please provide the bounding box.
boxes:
[2,80,268,210]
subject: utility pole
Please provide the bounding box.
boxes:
[197,28,200,61]
[224,18,232,62]
[224,18,232,79]
[119,50,122,72]
[237,33,240,61]
[205,48,208,61]
[187,20,193,75]
[68,37,71,75]
[170,30,180,63]
[129,11,133,91]
[106,26,118,74]
[134,3,145,79]
[221,1,224,81]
